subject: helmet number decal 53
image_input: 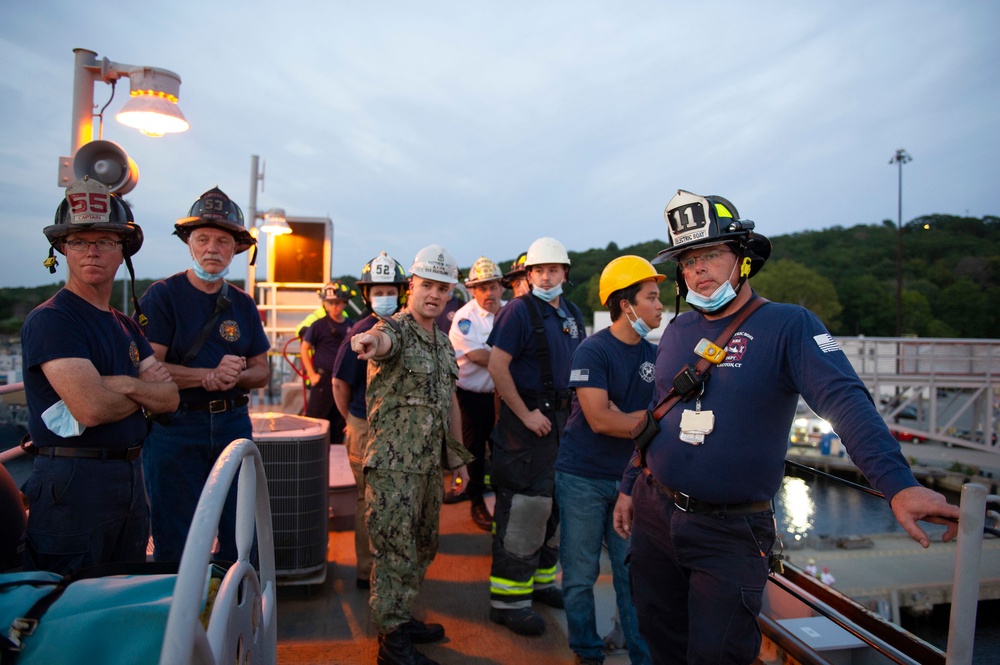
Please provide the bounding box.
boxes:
[203,198,225,212]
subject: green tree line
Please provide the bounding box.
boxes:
[3,214,997,338]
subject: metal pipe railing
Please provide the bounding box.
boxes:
[946,483,992,665]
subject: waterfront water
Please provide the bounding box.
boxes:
[775,472,995,664]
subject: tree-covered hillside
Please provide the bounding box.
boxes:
[2,214,997,338]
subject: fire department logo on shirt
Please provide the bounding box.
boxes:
[726,335,748,361]
[219,320,241,342]
[129,341,140,367]
[638,361,655,383]
[457,318,471,335]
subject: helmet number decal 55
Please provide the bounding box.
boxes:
[67,192,110,217]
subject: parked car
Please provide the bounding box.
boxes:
[892,429,924,444]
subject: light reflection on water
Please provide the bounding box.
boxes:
[773,474,931,539]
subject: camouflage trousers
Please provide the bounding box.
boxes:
[365,467,442,634]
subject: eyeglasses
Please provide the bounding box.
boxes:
[678,249,732,271]
[64,239,122,252]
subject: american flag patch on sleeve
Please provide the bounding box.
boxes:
[570,369,590,382]
[814,334,841,353]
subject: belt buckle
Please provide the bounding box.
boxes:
[673,490,694,513]
[208,399,227,414]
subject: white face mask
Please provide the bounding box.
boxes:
[371,295,398,317]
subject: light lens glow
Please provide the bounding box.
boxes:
[260,209,291,235]
[116,93,189,137]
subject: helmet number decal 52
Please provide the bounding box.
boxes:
[374,262,391,277]
[67,192,109,215]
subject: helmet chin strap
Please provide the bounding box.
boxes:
[125,254,145,327]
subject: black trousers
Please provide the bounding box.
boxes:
[456,386,495,500]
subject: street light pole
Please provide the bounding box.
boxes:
[889,149,912,336]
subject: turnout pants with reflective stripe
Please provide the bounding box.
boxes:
[488,402,566,608]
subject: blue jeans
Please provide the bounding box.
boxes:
[556,471,651,665]
[143,406,251,562]
[21,456,148,575]
[629,471,774,665]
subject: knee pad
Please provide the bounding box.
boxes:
[504,494,552,558]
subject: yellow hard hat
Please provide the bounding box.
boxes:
[599,255,665,306]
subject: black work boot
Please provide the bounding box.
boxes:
[401,615,445,643]
[377,629,440,665]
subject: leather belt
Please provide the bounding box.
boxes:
[23,442,142,462]
[179,395,250,414]
[644,468,771,517]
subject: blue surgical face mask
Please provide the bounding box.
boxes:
[686,279,737,313]
[371,296,398,317]
[532,284,563,302]
[41,399,86,438]
[192,258,229,282]
[627,304,652,338]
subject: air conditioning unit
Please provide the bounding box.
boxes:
[252,412,329,586]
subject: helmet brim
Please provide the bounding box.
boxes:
[174,218,255,254]
[44,222,143,256]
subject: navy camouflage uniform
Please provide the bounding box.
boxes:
[364,310,473,635]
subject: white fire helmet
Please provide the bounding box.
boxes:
[525,237,570,267]
[465,256,503,286]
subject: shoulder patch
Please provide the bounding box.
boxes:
[813,333,841,353]
[570,368,590,382]
[457,318,472,335]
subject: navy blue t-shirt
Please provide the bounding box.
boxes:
[636,295,917,505]
[434,296,463,333]
[303,315,351,372]
[556,328,657,480]
[21,289,152,449]
[138,273,270,404]
[486,295,586,393]
[332,315,379,419]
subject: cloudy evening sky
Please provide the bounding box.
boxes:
[1,1,997,288]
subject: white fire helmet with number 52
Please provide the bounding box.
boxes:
[410,245,459,284]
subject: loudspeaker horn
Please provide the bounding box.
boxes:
[72,140,140,195]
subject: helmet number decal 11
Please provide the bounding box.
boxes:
[667,202,706,234]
